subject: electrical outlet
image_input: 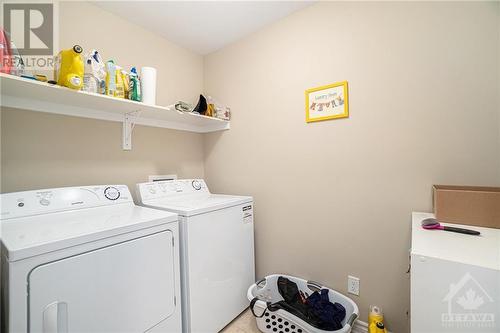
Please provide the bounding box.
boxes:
[347,275,360,296]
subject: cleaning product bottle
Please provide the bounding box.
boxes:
[128,67,141,102]
[368,306,388,333]
[10,39,25,77]
[0,29,13,74]
[206,96,216,117]
[121,69,130,99]
[114,65,125,98]
[105,60,116,96]
[54,45,84,90]
[83,50,106,94]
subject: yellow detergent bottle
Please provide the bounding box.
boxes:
[105,60,116,96]
[368,306,388,333]
[121,69,130,99]
[55,45,84,90]
[114,66,125,99]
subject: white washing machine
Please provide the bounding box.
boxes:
[136,179,255,333]
[1,185,182,333]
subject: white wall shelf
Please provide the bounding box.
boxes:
[0,73,230,134]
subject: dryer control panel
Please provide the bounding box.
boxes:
[137,179,209,202]
[0,185,133,220]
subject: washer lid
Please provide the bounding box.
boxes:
[1,204,178,262]
[142,194,252,217]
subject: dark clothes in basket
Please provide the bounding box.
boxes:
[267,276,346,331]
[307,289,346,330]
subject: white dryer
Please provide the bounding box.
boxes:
[1,185,182,333]
[137,179,255,333]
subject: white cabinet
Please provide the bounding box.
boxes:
[410,212,500,333]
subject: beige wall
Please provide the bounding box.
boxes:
[1,107,204,192]
[58,1,204,107]
[1,1,205,195]
[203,2,500,332]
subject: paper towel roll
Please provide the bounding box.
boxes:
[141,67,157,105]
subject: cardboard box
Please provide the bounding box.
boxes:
[433,185,500,229]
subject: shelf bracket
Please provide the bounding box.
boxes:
[123,110,141,150]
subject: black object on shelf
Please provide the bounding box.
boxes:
[192,94,207,115]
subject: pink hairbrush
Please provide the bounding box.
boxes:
[421,218,480,236]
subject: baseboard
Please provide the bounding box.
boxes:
[352,320,368,333]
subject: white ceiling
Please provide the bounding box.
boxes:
[93,1,313,55]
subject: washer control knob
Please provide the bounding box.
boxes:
[104,186,120,200]
[192,180,202,190]
[39,198,50,206]
[149,187,157,194]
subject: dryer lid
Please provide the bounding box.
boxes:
[0,186,178,261]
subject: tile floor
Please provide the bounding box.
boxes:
[221,309,260,333]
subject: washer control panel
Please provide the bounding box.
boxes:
[137,179,209,202]
[1,185,132,220]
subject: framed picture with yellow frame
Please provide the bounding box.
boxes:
[305,81,349,123]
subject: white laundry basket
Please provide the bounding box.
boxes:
[247,274,358,333]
